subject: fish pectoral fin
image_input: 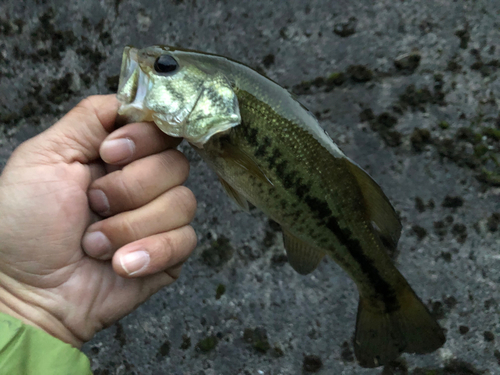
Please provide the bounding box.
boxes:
[221,142,273,187]
[282,229,326,275]
[345,160,402,253]
[217,175,250,212]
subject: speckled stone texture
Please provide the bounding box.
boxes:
[1,1,500,374]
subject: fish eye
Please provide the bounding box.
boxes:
[154,55,179,74]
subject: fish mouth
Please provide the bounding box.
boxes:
[117,46,153,122]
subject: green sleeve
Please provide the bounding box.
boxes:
[0,312,92,375]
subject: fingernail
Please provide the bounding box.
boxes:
[82,231,112,258]
[100,138,135,164]
[88,189,110,215]
[120,251,150,275]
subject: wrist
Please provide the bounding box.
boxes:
[0,273,83,348]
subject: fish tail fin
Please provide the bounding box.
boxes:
[353,288,446,368]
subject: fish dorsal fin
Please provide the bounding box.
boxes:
[345,160,402,251]
[217,175,250,212]
[282,229,326,275]
[221,142,274,187]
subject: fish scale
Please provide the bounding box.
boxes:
[116,45,446,368]
[201,88,403,302]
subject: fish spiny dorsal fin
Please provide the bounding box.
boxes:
[217,175,250,212]
[282,229,326,275]
[220,142,274,187]
[345,160,402,252]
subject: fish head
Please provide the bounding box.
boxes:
[117,45,241,147]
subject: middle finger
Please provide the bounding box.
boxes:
[88,149,190,216]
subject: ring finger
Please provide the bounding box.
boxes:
[82,186,197,259]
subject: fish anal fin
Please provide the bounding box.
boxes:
[217,175,249,212]
[282,229,326,275]
[345,160,402,254]
[221,143,273,187]
[354,289,446,368]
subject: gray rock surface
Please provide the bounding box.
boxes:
[1,0,500,373]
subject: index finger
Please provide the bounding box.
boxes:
[100,122,182,165]
[33,95,120,165]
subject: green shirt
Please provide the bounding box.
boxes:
[0,312,91,375]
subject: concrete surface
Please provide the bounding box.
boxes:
[1,0,500,374]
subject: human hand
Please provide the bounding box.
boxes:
[0,95,197,348]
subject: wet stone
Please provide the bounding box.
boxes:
[394,51,421,74]
[196,335,218,352]
[271,253,288,266]
[243,327,270,353]
[487,213,500,232]
[347,65,373,82]
[201,236,234,267]
[106,75,119,92]
[455,27,470,49]
[270,345,284,357]
[381,360,409,375]
[359,108,375,122]
[262,54,275,68]
[434,221,447,237]
[444,295,457,309]
[442,196,464,208]
[441,252,452,262]
[439,121,450,129]
[484,331,495,342]
[114,321,126,347]
[333,17,356,37]
[180,335,191,350]
[494,350,500,365]
[412,225,427,241]
[484,298,497,310]
[156,341,171,358]
[430,301,445,319]
[376,113,398,129]
[303,354,323,372]
[340,341,354,362]
[325,72,346,89]
[451,223,467,243]
[415,197,426,213]
[398,85,435,111]
[215,284,226,299]
[459,325,470,334]
[413,359,484,374]
[411,128,432,152]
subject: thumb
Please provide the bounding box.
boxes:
[20,94,121,165]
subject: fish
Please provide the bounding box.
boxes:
[116,45,446,368]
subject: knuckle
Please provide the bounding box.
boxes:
[170,186,197,221]
[11,139,31,157]
[94,169,140,211]
[184,225,198,251]
[105,215,139,241]
[157,233,175,258]
[76,97,92,109]
[74,97,95,115]
[160,150,190,182]
[115,170,141,208]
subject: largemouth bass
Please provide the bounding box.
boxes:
[116,45,445,367]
